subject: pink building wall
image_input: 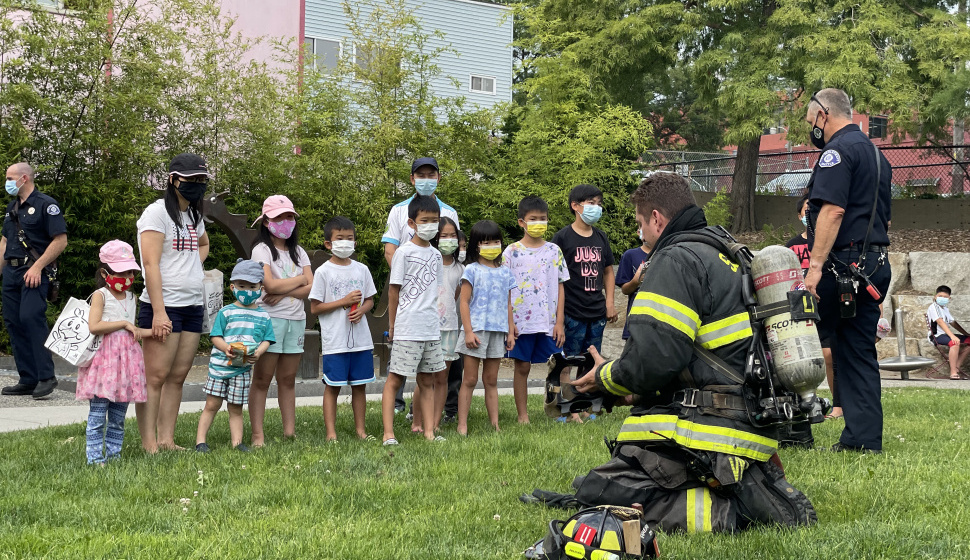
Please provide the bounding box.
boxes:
[219,0,303,70]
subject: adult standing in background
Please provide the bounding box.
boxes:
[803,88,892,453]
[1,162,68,399]
[382,157,460,414]
[136,153,210,452]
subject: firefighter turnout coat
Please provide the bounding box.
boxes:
[574,206,816,532]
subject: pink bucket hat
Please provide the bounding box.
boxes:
[100,240,140,272]
[251,195,299,227]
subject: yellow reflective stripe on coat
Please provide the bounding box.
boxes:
[616,414,778,462]
[696,312,753,349]
[629,293,700,339]
[597,360,632,396]
[686,487,713,533]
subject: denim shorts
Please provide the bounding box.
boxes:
[562,316,606,356]
[137,304,204,334]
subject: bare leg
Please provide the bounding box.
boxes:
[138,334,181,453]
[157,332,201,450]
[431,366,449,433]
[823,347,842,417]
[958,344,970,374]
[457,354,481,436]
[482,357,501,432]
[411,384,423,433]
[248,352,279,447]
[196,395,223,446]
[381,373,405,443]
[417,372,436,441]
[513,359,531,423]
[227,403,244,448]
[950,343,962,378]
[351,385,368,438]
[323,384,341,441]
[275,354,301,438]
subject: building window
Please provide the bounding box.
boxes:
[305,37,340,72]
[470,75,496,95]
[869,115,888,139]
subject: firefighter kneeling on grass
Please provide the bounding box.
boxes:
[533,172,818,534]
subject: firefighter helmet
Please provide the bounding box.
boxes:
[524,505,660,559]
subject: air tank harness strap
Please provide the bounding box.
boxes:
[672,388,747,411]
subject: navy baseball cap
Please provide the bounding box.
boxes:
[411,157,439,174]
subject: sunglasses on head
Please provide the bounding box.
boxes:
[811,94,829,115]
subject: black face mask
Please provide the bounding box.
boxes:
[810,113,826,149]
[175,180,207,202]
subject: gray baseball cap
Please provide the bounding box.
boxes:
[230,259,264,283]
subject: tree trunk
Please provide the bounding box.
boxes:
[730,136,760,232]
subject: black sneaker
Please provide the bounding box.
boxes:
[1,383,37,396]
[441,414,457,424]
[32,378,58,400]
[831,442,882,454]
[235,444,251,453]
[195,443,210,453]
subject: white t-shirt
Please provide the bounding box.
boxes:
[438,260,464,331]
[927,302,955,340]
[251,242,311,321]
[389,242,443,341]
[137,199,205,307]
[381,194,460,247]
[309,260,378,355]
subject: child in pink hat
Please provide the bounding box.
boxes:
[76,240,154,464]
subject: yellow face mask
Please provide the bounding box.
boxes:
[525,220,548,238]
[479,244,502,261]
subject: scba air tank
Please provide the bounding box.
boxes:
[750,245,825,409]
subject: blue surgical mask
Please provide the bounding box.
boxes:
[937,297,950,307]
[415,178,437,196]
[800,216,808,227]
[581,204,603,225]
[5,179,20,196]
[234,289,262,306]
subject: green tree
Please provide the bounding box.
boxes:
[514,0,970,231]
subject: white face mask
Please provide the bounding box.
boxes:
[458,250,467,262]
[330,240,355,259]
[415,223,439,241]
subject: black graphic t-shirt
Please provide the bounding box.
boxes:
[552,225,615,322]
[785,234,810,275]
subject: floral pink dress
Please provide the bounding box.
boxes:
[75,288,147,403]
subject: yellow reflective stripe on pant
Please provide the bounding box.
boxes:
[686,487,713,533]
[616,414,778,462]
[629,292,700,339]
[597,360,632,396]
[696,312,753,349]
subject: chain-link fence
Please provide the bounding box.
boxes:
[640,145,970,198]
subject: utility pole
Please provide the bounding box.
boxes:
[953,0,967,195]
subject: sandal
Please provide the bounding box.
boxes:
[824,413,843,420]
[360,434,377,441]
[382,438,400,446]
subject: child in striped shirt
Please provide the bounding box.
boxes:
[196,259,276,452]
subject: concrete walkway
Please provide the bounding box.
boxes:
[1,371,968,434]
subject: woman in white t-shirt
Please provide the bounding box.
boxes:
[135,153,211,453]
[248,195,313,446]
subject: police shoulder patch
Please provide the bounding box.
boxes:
[47,205,61,216]
[818,150,842,168]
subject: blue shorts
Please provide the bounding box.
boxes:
[935,334,970,347]
[563,316,606,356]
[267,317,306,354]
[322,350,375,386]
[508,332,562,364]
[137,303,204,334]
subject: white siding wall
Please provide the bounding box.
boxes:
[304,0,512,109]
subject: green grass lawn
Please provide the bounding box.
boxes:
[1,387,969,559]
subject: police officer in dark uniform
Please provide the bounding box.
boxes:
[1,162,68,399]
[803,88,892,453]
